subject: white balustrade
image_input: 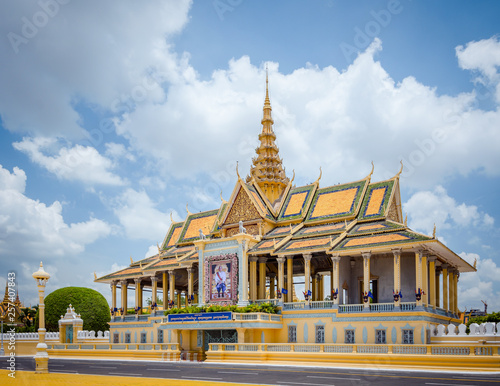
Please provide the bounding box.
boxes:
[446,324,457,335]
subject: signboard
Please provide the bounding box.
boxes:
[167,311,232,323]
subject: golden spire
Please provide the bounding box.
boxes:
[247,67,289,203]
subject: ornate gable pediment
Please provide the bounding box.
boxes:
[224,186,262,226]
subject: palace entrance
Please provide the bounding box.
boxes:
[203,329,237,351]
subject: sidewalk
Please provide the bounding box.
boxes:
[0,370,242,385]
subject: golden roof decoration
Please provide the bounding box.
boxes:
[246,70,289,203]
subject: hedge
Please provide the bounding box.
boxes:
[41,287,110,332]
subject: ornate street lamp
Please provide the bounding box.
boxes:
[32,262,50,374]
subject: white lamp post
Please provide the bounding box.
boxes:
[32,261,50,374]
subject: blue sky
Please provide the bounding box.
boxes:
[1,0,499,312]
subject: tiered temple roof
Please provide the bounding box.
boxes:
[96,76,474,284]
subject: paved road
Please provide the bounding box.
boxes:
[12,357,500,385]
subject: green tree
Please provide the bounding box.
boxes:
[42,287,110,332]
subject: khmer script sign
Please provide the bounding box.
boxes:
[167,312,232,323]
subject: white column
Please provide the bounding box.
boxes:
[303,253,312,301]
[392,248,401,306]
[150,276,157,314]
[362,252,371,309]
[415,250,423,307]
[277,257,285,301]
[331,255,340,305]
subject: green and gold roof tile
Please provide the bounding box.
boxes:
[333,230,431,252]
[263,225,294,239]
[146,257,180,270]
[163,245,195,258]
[348,220,404,236]
[357,180,394,221]
[305,180,367,223]
[211,202,228,234]
[161,221,184,250]
[249,239,278,254]
[277,184,316,222]
[177,209,219,245]
[275,235,338,254]
[98,266,143,280]
[294,221,346,238]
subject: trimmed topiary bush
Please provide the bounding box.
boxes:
[43,287,110,332]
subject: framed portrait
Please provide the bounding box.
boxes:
[204,253,238,305]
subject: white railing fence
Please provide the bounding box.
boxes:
[433,322,500,337]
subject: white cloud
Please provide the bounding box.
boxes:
[0,164,113,261]
[0,164,26,192]
[114,38,500,191]
[144,244,159,259]
[0,0,192,138]
[13,137,127,186]
[456,36,500,102]
[458,252,500,311]
[105,142,135,162]
[403,185,494,235]
[111,188,177,241]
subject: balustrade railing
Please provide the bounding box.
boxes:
[47,343,180,351]
[309,300,335,309]
[370,303,394,312]
[283,302,306,310]
[232,312,281,322]
[208,343,499,357]
[400,302,417,311]
[253,299,280,306]
[338,304,364,313]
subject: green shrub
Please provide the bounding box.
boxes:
[163,303,278,316]
[41,287,110,332]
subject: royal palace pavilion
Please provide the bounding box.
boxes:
[95,75,475,359]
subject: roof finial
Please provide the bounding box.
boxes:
[157,243,161,254]
[236,161,241,180]
[432,223,436,239]
[314,167,322,185]
[404,213,408,226]
[290,169,295,184]
[186,203,192,216]
[265,64,269,102]
[94,272,97,280]
[395,160,404,178]
[130,256,133,265]
[170,211,174,223]
[220,191,227,204]
[367,161,374,179]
